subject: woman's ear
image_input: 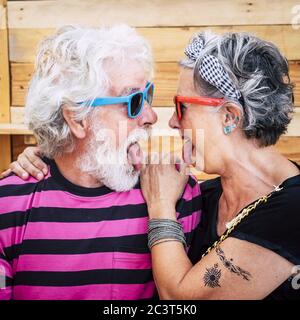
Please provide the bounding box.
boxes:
[221,103,242,128]
[62,107,88,139]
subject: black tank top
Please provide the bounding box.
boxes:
[188,163,300,300]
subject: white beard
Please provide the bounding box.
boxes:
[77,123,150,192]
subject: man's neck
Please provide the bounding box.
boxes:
[54,152,104,188]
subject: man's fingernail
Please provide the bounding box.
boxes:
[22,173,28,179]
[42,168,48,175]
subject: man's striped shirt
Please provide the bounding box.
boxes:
[0,159,201,300]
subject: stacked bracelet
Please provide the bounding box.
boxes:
[148,218,187,250]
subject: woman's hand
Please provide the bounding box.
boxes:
[140,162,189,220]
[0,147,48,180]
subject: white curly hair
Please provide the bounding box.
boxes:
[25,24,153,158]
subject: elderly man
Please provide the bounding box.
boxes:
[0,25,201,300]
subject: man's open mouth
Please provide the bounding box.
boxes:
[126,136,195,170]
[127,141,143,171]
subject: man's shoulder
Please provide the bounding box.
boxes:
[0,173,45,220]
[187,175,198,188]
[179,175,201,211]
[199,176,221,197]
[185,175,200,196]
[0,173,41,197]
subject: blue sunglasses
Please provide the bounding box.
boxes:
[80,82,154,119]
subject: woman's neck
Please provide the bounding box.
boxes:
[217,144,299,233]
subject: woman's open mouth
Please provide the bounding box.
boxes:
[182,137,195,165]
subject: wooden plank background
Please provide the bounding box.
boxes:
[0,0,300,179]
[9,60,300,108]
[0,0,11,174]
[7,0,297,28]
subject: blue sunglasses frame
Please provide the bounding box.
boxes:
[81,82,154,119]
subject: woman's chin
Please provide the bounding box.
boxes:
[192,154,205,172]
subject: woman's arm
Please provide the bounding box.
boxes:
[140,164,294,300]
[0,147,47,180]
[150,233,293,299]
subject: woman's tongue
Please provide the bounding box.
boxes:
[182,139,193,165]
[127,143,143,171]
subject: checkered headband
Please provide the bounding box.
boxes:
[184,37,242,100]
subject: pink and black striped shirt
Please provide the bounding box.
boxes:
[0,159,201,300]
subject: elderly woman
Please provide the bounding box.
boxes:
[140,31,300,300]
[3,31,300,300]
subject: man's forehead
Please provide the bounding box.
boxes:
[106,60,148,96]
[110,80,147,96]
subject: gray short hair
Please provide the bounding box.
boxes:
[180,31,294,146]
[25,24,153,158]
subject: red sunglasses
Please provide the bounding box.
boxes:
[173,95,225,120]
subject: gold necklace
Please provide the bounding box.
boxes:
[201,185,283,259]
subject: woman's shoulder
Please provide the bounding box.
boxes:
[231,173,300,265]
[273,173,300,211]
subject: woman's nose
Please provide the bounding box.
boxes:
[169,112,180,129]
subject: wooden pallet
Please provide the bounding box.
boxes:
[1,0,300,177]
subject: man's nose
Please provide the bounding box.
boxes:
[138,102,158,127]
[169,112,180,129]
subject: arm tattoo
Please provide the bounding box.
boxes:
[216,247,252,281]
[203,264,222,288]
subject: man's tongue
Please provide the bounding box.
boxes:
[127,143,143,171]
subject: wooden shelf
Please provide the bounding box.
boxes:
[0,123,32,135]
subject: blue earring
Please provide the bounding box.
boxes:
[223,126,232,135]
[223,124,236,135]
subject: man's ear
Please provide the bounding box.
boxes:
[62,107,88,139]
[221,103,242,128]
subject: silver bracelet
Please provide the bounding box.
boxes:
[148,218,187,250]
[150,239,184,249]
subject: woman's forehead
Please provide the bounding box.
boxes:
[177,68,198,96]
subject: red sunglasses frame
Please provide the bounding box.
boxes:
[173,95,225,120]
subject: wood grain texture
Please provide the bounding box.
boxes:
[0,10,9,122]
[0,123,32,134]
[0,2,6,30]
[0,135,11,173]
[9,25,300,63]
[7,0,299,28]
[10,61,300,108]
[0,0,11,174]
[2,0,300,178]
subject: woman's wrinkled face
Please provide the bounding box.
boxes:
[169,67,224,172]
